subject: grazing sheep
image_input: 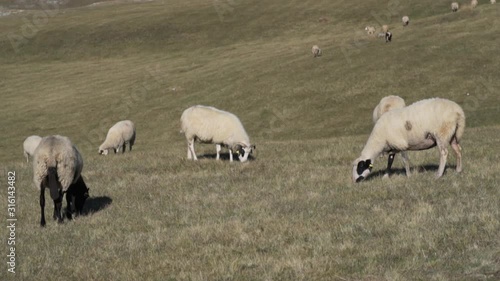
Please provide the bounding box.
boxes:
[181,105,255,162]
[312,45,322,57]
[382,25,389,33]
[98,120,136,155]
[452,2,459,12]
[471,0,478,8]
[402,16,410,26]
[352,98,465,182]
[491,0,496,4]
[372,96,408,178]
[385,31,393,43]
[365,26,376,35]
[33,135,89,226]
[23,135,42,162]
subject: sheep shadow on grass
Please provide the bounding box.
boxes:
[198,153,256,162]
[81,196,113,216]
[364,164,458,182]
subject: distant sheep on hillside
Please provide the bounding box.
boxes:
[385,31,392,43]
[491,0,496,4]
[402,16,410,26]
[352,98,465,182]
[181,105,255,162]
[382,25,389,33]
[23,135,42,162]
[99,120,136,155]
[471,0,478,8]
[452,2,459,12]
[365,26,376,35]
[312,45,322,57]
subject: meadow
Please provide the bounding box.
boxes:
[0,0,499,280]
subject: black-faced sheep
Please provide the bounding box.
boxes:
[452,2,459,12]
[33,135,89,226]
[372,96,409,178]
[23,135,42,162]
[353,98,465,182]
[181,105,255,162]
[402,16,410,26]
[99,120,136,155]
[365,26,376,35]
[385,31,393,43]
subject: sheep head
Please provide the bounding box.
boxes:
[352,158,373,183]
[98,148,109,155]
[234,143,256,162]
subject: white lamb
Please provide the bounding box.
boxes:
[181,105,255,162]
[352,98,465,182]
[312,45,322,57]
[98,120,136,155]
[471,0,478,8]
[365,26,376,35]
[402,16,410,26]
[23,135,42,162]
[33,135,89,226]
[452,2,459,12]
[372,96,408,178]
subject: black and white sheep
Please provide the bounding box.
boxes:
[23,135,42,162]
[353,98,465,182]
[452,2,459,12]
[312,45,322,57]
[33,135,89,226]
[402,16,410,26]
[180,105,255,162]
[385,31,393,43]
[98,120,136,155]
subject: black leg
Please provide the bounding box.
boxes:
[53,190,63,224]
[40,188,46,227]
[386,153,395,176]
[66,192,73,220]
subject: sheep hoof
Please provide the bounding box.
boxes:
[382,174,390,179]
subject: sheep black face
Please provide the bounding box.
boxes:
[352,159,373,183]
[66,176,90,219]
[98,149,108,155]
[235,144,256,162]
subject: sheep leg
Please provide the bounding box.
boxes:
[229,149,233,162]
[401,151,411,177]
[53,193,63,224]
[40,188,46,227]
[66,192,73,220]
[451,138,462,173]
[436,140,449,178]
[24,151,29,162]
[188,140,197,160]
[383,153,396,178]
[216,144,221,160]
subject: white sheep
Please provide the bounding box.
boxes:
[33,135,89,226]
[402,16,410,26]
[181,105,255,162]
[98,120,136,155]
[382,25,389,33]
[352,98,465,182]
[372,96,408,178]
[365,26,376,35]
[23,135,42,162]
[312,45,322,57]
[452,2,459,12]
[471,0,478,8]
[491,0,496,4]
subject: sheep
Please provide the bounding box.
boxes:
[452,2,459,12]
[365,26,376,35]
[312,45,322,57]
[385,31,393,43]
[382,25,389,33]
[33,135,89,226]
[402,16,410,26]
[491,0,496,4]
[372,96,408,178]
[23,135,42,162]
[98,120,136,155]
[471,0,478,8]
[352,98,465,182]
[180,105,255,162]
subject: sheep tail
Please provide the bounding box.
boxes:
[48,167,60,200]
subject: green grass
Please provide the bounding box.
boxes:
[1,0,499,280]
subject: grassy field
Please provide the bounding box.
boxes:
[1,0,499,280]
